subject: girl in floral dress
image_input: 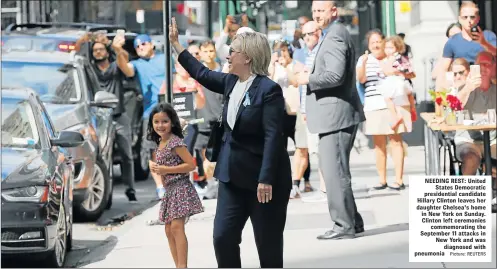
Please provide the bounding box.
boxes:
[147,103,204,268]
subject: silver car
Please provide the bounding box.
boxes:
[2,49,118,222]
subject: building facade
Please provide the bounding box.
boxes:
[0,0,216,37]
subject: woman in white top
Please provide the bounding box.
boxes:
[169,18,291,268]
[356,29,410,191]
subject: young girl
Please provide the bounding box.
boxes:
[379,35,416,130]
[147,103,204,268]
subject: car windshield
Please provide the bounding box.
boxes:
[1,98,40,149]
[1,61,81,104]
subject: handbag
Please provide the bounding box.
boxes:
[205,99,225,162]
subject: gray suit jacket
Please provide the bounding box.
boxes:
[306,22,365,134]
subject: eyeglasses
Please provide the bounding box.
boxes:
[302,31,316,38]
[136,42,148,48]
[93,47,106,53]
[460,15,477,20]
[453,70,466,76]
[229,47,240,55]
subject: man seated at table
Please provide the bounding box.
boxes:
[455,51,496,177]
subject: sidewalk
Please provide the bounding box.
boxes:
[80,146,496,268]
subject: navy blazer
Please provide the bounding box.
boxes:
[177,50,291,191]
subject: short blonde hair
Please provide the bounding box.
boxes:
[451,58,470,71]
[231,32,271,76]
[460,1,479,15]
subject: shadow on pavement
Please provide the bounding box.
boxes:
[67,236,118,268]
[356,192,401,200]
[75,174,160,228]
[357,223,409,238]
[94,198,160,227]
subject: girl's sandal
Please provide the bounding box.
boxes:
[373,183,388,190]
[389,182,405,190]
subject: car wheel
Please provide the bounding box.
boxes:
[134,138,151,181]
[75,158,111,222]
[45,205,67,268]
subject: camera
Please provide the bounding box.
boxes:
[471,25,479,33]
[233,14,243,25]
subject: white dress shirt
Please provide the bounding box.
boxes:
[227,75,256,129]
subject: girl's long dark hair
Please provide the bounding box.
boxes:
[147,103,184,145]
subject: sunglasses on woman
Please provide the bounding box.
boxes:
[229,47,240,55]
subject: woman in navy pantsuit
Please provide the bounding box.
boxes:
[169,18,292,268]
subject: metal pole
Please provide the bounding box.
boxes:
[207,1,213,38]
[388,0,396,35]
[380,0,387,35]
[163,0,173,104]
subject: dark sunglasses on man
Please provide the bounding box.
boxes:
[302,31,316,38]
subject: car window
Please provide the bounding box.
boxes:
[1,98,41,149]
[1,61,81,104]
[40,103,57,139]
[3,37,59,51]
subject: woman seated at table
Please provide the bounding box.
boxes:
[453,52,496,176]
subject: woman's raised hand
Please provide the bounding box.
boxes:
[168,17,185,54]
[169,17,179,44]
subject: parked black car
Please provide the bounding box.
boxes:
[1,88,84,267]
[2,49,118,221]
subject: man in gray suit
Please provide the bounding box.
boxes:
[297,0,365,240]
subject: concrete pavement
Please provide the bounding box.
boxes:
[73,146,496,268]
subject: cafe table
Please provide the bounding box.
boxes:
[421,112,496,176]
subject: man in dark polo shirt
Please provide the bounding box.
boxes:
[89,36,137,202]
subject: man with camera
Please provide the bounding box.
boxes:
[75,31,138,202]
[214,14,249,65]
[436,1,496,89]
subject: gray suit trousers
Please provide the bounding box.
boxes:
[318,124,363,234]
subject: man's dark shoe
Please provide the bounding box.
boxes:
[125,188,138,203]
[317,230,355,240]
